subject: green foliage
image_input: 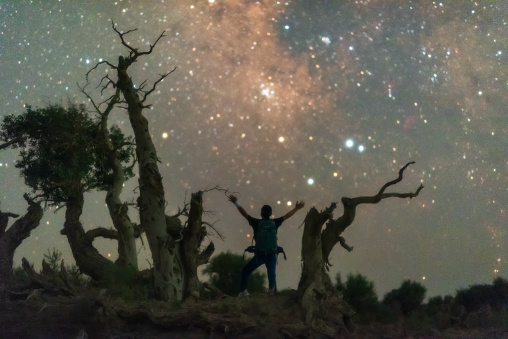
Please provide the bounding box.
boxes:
[335,272,345,292]
[335,272,380,322]
[383,279,426,316]
[203,251,266,296]
[43,247,63,272]
[455,277,508,312]
[98,264,147,301]
[12,266,29,285]
[0,103,134,204]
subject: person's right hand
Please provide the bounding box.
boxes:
[294,201,305,210]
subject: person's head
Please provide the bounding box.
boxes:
[261,205,272,219]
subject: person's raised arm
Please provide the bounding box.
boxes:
[228,195,249,220]
[282,200,305,221]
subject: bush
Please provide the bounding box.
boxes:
[383,279,426,316]
[336,272,380,322]
[203,251,266,296]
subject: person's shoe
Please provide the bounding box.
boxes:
[238,290,250,298]
[268,288,277,296]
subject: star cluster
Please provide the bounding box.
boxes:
[0,1,506,298]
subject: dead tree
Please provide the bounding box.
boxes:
[83,22,215,301]
[180,191,215,302]
[0,194,43,299]
[79,84,139,270]
[297,161,423,334]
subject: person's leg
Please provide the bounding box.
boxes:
[240,255,264,292]
[265,253,277,292]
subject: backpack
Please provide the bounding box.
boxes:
[244,219,287,260]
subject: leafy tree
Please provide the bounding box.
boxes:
[492,277,508,309]
[383,279,426,316]
[455,277,508,312]
[203,252,266,296]
[43,248,63,272]
[339,273,380,319]
[0,103,134,281]
[335,272,345,292]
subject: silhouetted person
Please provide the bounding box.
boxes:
[228,194,304,296]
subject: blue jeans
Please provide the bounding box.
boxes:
[240,253,277,292]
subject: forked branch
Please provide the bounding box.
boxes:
[140,68,177,105]
[85,227,119,242]
[111,20,166,64]
[321,161,423,266]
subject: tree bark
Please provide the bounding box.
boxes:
[98,88,138,270]
[61,194,115,282]
[116,55,182,301]
[0,194,43,297]
[297,162,423,334]
[297,205,353,335]
[181,191,215,302]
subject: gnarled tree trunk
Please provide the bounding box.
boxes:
[0,194,43,299]
[61,194,115,282]
[116,51,182,301]
[298,204,354,336]
[297,162,423,334]
[99,88,138,270]
[181,191,215,302]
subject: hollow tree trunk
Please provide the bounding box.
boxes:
[0,194,43,299]
[297,205,354,336]
[297,162,423,335]
[117,56,183,301]
[181,191,215,302]
[61,194,115,282]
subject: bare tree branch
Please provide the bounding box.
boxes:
[140,68,177,104]
[85,60,117,82]
[197,242,215,267]
[321,161,423,266]
[202,221,224,241]
[0,211,19,236]
[85,227,119,242]
[0,137,22,150]
[111,20,166,64]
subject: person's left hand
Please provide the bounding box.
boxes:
[295,201,305,210]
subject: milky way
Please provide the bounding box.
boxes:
[0,1,506,299]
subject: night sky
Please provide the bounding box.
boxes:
[0,1,506,300]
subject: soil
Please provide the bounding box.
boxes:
[1,289,507,339]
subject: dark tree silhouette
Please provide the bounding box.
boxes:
[297,162,423,333]
[455,277,508,312]
[82,22,215,301]
[337,273,380,320]
[383,279,426,316]
[0,104,134,282]
[0,194,43,300]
